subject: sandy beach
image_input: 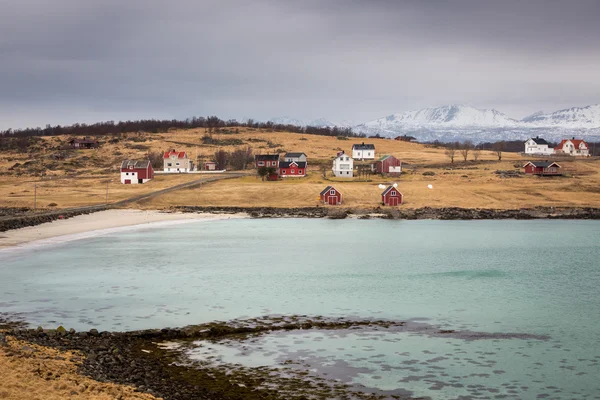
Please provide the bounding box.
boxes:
[0,209,246,249]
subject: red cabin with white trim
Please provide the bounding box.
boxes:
[279,161,306,177]
[381,185,403,206]
[320,186,342,205]
[120,160,154,184]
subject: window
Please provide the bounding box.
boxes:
[281,170,286,174]
[330,190,335,195]
[391,191,396,196]
[176,162,180,166]
[167,163,172,166]
[291,169,295,174]
[299,170,303,174]
[125,172,128,175]
[346,171,349,174]
[258,161,264,166]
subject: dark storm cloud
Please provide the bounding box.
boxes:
[1,0,599,129]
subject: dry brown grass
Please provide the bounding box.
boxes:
[2,128,600,210]
[0,336,159,400]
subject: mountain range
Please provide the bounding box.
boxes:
[267,104,600,143]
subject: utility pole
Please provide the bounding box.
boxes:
[34,183,37,211]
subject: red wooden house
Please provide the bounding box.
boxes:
[320,186,342,205]
[381,185,403,206]
[255,154,280,169]
[120,160,154,184]
[374,155,402,175]
[523,161,562,176]
[279,161,306,177]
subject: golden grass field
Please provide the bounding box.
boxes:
[0,335,159,400]
[1,128,600,210]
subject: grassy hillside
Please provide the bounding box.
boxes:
[1,128,599,210]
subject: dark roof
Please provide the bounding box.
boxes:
[70,137,98,144]
[524,161,561,168]
[382,185,401,196]
[320,185,338,195]
[121,160,151,169]
[279,161,306,168]
[353,143,375,150]
[528,136,549,145]
[284,152,307,158]
[255,154,280,161]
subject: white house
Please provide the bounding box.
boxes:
[163,150,194,172]
[332,151,354,178]
[524,137,554,155]
[352,143,375,160]
[555,138,590,156]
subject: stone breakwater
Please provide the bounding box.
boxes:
[2,315,550,400]
[172,205,600,220]
[0,206,108,232]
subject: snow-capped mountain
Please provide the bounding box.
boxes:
[354,104,600,143]
[268,116,306,126]
[521,104,600,128]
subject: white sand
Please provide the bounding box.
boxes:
[0,209,246,249]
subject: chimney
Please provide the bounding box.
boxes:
[572,137,575,140]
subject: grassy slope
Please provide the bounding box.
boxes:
[1,128,600,209]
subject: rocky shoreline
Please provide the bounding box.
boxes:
[1,205,599,234]
[172,205,600,220]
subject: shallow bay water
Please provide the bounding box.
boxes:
[1,219,599,398]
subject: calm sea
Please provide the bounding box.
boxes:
[1,219,599,399]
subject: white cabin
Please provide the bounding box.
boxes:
[524,137,554,155]
[332,152,354,178]
[352,143,375,160]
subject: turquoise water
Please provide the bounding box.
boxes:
[1,219,600,398]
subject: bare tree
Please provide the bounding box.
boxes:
[257,166,268,181]
[460,141,473,161]
[320,163,328,179]
[472,147,481,161]
[213,149,229,170]
[146,151,164,169]
[493,142,504,161]
[444,146,457,163]
[230,146,253,170]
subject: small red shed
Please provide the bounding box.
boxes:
[382,185,403,206]
[523,161,562,176]
[204,161,217,171]
[320,186,342,205]
[374,155,402,175]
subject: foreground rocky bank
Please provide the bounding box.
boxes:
[1,315,549,400]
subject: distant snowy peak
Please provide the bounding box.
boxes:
[268,116,306,126]
[522,104,600,128]
[308,118,336,128]
[361,105,519,130]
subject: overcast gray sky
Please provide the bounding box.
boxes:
[1,0,599,129]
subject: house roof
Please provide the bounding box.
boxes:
[556,139,588,150]
[284,152,307,158]
[255,154,280,161]
[527,136,549,145]
[377,155,399,162]
[121,160,151,169]
[353,143,375,150]
[382,185,401,196]
[279,161,307,168]
[320,185,338,195]
[523,161,561,168]
[70,137,98,144]
[163,150,187,159]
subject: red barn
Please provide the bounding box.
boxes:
[523,161,562,176]
[120,160,154,184]
[381,185,403,206]
[320,186,342,205]
[374,155,402,175]
[279,161,306,177]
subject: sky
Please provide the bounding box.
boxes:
[1,0,599,130]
